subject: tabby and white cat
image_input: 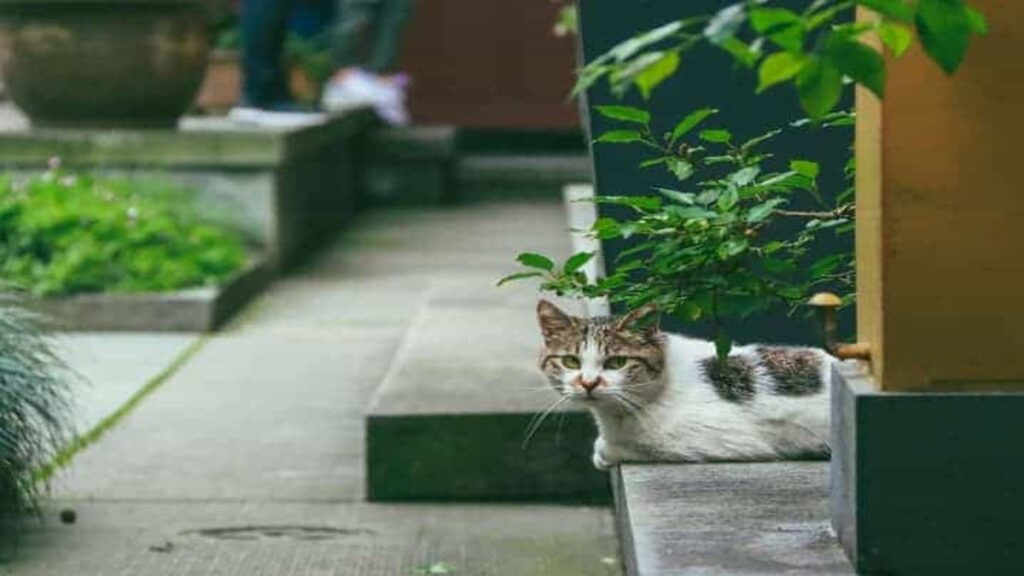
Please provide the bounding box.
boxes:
[536,300,831,470]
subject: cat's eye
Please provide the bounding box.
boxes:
[561,355,581,369]
[604,356,629,370]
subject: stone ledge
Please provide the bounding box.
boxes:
[0,108,375,169]
[614,462,853,576]
[3,256,272,333]
[364,126,458,205]
[367,125,457,160]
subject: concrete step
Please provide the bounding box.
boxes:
[365,289,610,503]
[363,186,608,503]
[613,462,854,575]
[456,154,593,198]
[365,126,593,204]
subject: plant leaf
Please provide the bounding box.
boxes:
[657,188,696,205]
[878,21,913,56]
[705,4,746,45]
[856,0,914,23]
[595,130,644,144]
[827,35,886,97]
[749,7,804,52]
[757,52,807,93]
[667,158,695,181]
[790,160,820,180]
[496,271,543,286]
[636,51,680,99]
[796,57,844,118]
[916,0,972,75]
[671,107,718,141]
[595,105,650,124]
[966,7,988,36]
[564,252,595,274]
[699,129,732,143]
[516,253,555,271]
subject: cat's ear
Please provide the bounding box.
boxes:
[615,302,660,335]
[537,299,574,345]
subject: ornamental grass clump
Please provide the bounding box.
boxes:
[0,304,75,523]
[0,163,248,296]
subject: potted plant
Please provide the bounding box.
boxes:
[0,0,224,128]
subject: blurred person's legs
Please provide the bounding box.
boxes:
[322,0,412,124]
[332,0,411,73]
[241,0,293,108]
[233,0,326,127]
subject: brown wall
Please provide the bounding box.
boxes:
[857,1,1024,391]
[396,0,579,129]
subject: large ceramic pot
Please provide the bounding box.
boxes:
[0,0,216,129]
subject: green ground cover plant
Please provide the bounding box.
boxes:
[504,0,985,359]
[0,304,75,525]
[0,164,247,296]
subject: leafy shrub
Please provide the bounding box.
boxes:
[0,305,75,521]
[504,108,854,358]
[575,0,988,118]
[504,0,985,359]
[0,165,247,296]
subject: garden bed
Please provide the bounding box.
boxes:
[1,256,272,333]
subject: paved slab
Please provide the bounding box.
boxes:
[614,462,853,575]
[8,501,619,576]
[56,333,201,435]
[4,200,621,575]
[54,330,400,502]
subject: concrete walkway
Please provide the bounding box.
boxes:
[6,200,619,575]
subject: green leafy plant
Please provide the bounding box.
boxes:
[0,165,248,296]
[503,107,854,359]
[505,1,984,360]
[0,304,75,522]
[576,0,988,117]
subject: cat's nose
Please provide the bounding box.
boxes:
[579,378,602,392]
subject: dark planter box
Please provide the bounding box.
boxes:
[576,0,853,344]
[1,256,272,333]
[831,363,1024,574]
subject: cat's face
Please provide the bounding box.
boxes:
[536,300,665,411]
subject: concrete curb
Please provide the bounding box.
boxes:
[3,256,273,333]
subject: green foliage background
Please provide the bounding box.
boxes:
[0,168,247,296]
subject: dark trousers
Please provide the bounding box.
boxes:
[241,0,413,106]
[241,0,293,106]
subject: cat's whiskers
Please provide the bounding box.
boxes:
[522,395,569,449]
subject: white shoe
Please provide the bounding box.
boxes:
[227,106,325,130]
[322,69,411,126]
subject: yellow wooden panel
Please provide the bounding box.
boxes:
[867,0,1024,391]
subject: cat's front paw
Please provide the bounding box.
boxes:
[592,437,617,471]
[592,450,614,471]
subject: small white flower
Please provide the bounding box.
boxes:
[47,156,61,171]
[126,206,139,220]
[60,176,77,187]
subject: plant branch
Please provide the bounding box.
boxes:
[774,205,854,219]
